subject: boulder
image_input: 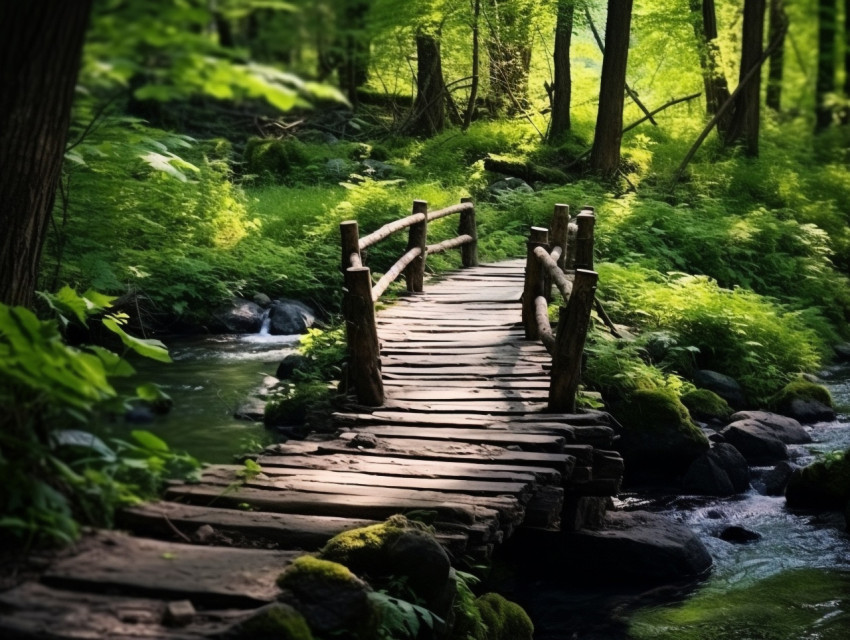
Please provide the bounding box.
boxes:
[252,293,272,308]
[125,405,155,424]
[268,299,316,335]
[833,342,850,362]
[719,420,789,464]
[771,380,836,424]
[361,158,395,178]
[785,449,850,510]
[683,443,749,496]
[475,593,534,640]
[693,370,747,409]
[611,388,710,477]
[276,353,308,380]
[728,411,811,444]
[234,397,266,422]
[212,297,265,333]
[222,602,313,640]
[681,388,733,424]
[761,461,798,496]
[562,511,712,582]
[718,525,761,543]
[488,177,534,195]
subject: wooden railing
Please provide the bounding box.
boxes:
[522,204,599,413]
[340,198,478,405]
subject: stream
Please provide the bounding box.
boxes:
[119,336,850,638]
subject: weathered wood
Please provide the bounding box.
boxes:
[426,234,473,256]
[343,266,383,405]
[359,211,426,250]
[522,486,564,529]
[482,156,569,183]
[534,294,556,355]
[406,199,428,292]
[372,246,422,300]
[550,203,570,271]
[459,197,479,267]
[340,220,363,272]
[549,269,599,412]
[41,530,299,609]
[347,425,565,452]
[533,245,573,300]
[383,386,549,401]
[427,200,474,221]
[522,227,549,339]
[574,210,595,270]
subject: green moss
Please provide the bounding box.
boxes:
[475,593,534,640]
[277,555,359,589]
[681,389,732,421]
[230,603,314,640]
[629,568,850,640]
[618,388,696,434]
[319,514,426,574]
[786,448,850,508]
[771,380,834,411]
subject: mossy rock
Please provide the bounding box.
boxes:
[475,593,534,640]
[786,448,850,509]
[771,380,833,410]
[263,382,327,427]
[244,137,309,180]
[225,603,313,640]
[681,389,733,422]
[612,388,710,476]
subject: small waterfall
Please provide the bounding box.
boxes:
[258,309,271,336]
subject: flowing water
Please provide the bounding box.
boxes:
[114,332,300,463]
[508,365,850,639]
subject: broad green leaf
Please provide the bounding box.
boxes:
[135,382,170,403]
[51,430,116,461]
[102,317,172,362]
[131,430,169,453]
[139,151,188,182]
[87,345,136,377]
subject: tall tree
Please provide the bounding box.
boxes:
[549,0,576,142]
[816,0,837,131]
[845,0,850,122]
[689,0,732,131]
[766,0,787,111]
[589,0,634,176]
[725,0,766,156]
[408,26,447,135]
[486,0,535,116]
[337,0,372,107]
[0,2,93,308]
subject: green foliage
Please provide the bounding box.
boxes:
[616,388,698,435]
[473,593,534,640]
[263,381,329,426]
[295,326,347,381]
[681,389,733,422]
[369,590,444,640]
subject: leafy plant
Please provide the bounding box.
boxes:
[369,590,445,640]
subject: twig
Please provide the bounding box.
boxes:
[163,514,192,543]
[594,297,622,338]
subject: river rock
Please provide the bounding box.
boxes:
[488,177,534,195]
[252,293,272,308]
[276,353,307,379]
[212,297,265,333]
[125,404,155,424]
[771,380,836,424]
[718,525,761,543]
[693,370,747,409]
[233,397,266,422]
[361,158,395,178]
[683,443,749,496]
[785,449,850,510]
[761,461,798,496]
[834,343,850,361]
[728,411,812,444]
[782,398,836,424]
[268,299,316,335]
[719,420,789,464]
[562,511,712,582]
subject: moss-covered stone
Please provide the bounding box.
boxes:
[681,389,732,422]
[772,380,833,410]
[475,593,534,640]
[786,448,850,509]
[612,388,710,476]
[226,603,313,640]
[244,137,309,180]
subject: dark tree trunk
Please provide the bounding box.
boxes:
[549,0,575,142]
[689,0,733,132]
[409,29,446,136]
[845,0,850,122]
[725,0,766,156]
[766,0,786,111]
[0,2,93,308]
[463,0,481,129]
[214,12,235,48]
[486,1,532,116]
[337,0,371,107]
[589,0,633,176]
[816,0,837,131]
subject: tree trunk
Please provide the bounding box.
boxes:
[486,1,533,116]
[725,0,766,156]
[689,0,733,131]
[463,0,481,129]
[0,2,93,308]
[589,0,633,176]
[766,0,786,111]
[549,0,575,142]
[845,0,850,122]
[816,0,837,131]
[408,29,446,136]
[337,0,371,107]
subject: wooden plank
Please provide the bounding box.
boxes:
[41,530,299,609]
[383,387,550,402]
[382,378,550,388]
[255,453,560,485]
[371,398,550,414]
[333,410,611,427]
[346,425,564,452]
[379,365,546,377]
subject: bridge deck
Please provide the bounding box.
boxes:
[0,260,621,639]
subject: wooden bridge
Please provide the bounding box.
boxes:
[0,200,624,638]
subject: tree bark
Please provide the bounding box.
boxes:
[766,0,786,111]
[486,0,533,116]
[337,0,371,107]
[589,0,633,176]
[725,0,766,156]
[549,0,575,142]
[845,0,850,122]
[0,1,93,308]
[689,0,733,131]
[463,0,481,129]
[408,28,446,136]
[816,0,837,131]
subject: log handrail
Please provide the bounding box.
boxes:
[523,204,598,413]
[340,197,478,405]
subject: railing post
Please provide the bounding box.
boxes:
[340,220,361,271]
[406,200,428,292]
[550,203,570,271]
[549,269,598,413]
[522,226,549,340]
[342,266,383,406]
[459,197,479,267]
[575,208,595,270]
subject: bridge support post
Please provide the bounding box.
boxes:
[343,266,384,406]
[522,226,549,340]
[550,203,570,272]
[549,269,598,413]
[406,200,428,292]
[575,208,596,270]
[459,197,479,267]
[340,220,362,271]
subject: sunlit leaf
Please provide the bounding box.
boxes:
[131,430,169,453]
[102,317,172,362]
